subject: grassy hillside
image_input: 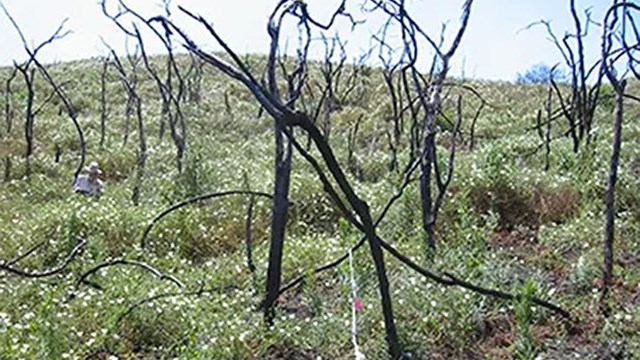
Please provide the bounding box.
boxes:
[0,54,639,359]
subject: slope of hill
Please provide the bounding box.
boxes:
[0,54,639,359]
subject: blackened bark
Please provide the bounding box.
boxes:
[54,144,61,163]
[245,194,256,273]
[544,85,553,171]
[108,48,145,204]
[122,50,140,147]
[187,54,203,103]
[144,3,409,355]
[4,67,16,135]
[538,2,603,153]
[123,90,134,146]
[4,157,11,182]
[386,130,398,172]
[3,67,16,183]
[264,122,293,324]
[224,91,234,122]
[469,102,484,151]
[131,95,146,205]
[347,116,362,179]
[570,0,590,146]
[18,68,35,179]
[100,56,109,148]
[33,60,87,182]
[420,131,436,251]
[535,110,544,141]
[301,121,401,358]
[601,79,625,312]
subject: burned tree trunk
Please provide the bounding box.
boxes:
[347,115,362,180]
[405,0,473,253]
[131,95,146,205]
[122,48,140,147]
[468,101,484,151]
[420,129,437,251]
[262,6,295,324]
[264,122,293,324]
[17,67,35,179]
[186,53,203,103]
[601,79,625,311]
[162,30,188,173]
[35,64,86,182]
[244,196,256,273]
[100,55,110,148]
[599,0,640,314]
[109,46,146,205]
[3,67,17,182]
[544,84,553,171]
[318,35,346,140]
[4,67,16,136]
[535,0,603,153]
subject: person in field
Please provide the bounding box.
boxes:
[73,161,105,198]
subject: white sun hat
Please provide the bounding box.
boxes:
[87,161,103,175]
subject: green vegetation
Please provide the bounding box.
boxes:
[0,55,639,359]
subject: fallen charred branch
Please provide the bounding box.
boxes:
[0,238,86,278]
[141,190,275,249]
[77,259,185,290]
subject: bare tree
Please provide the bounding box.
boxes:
[317,34,348,140]
[1,4,87,181]
[108,45,147,205]
[372,0,473,252]
[122,45,140,147]
[35,60,87,181]
[599,0,640,315]
[129,1,404,354]
[375,20,405,153]
[185,53,203,103]
[529,0,603,152]
[102,0,188,172]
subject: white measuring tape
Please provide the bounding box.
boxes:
[348,249,366,360]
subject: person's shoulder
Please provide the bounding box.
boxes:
[74,174,88,186]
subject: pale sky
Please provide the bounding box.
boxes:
[0,0,612,81]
